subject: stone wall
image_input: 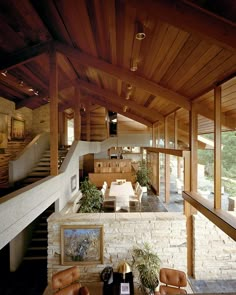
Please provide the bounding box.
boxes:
[0,97,33,138]
[32,104,50,135]
[47,212,187,284]
[193,213,236,279]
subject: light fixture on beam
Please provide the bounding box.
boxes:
[135,21,146,40]
[1,70,7,77]
[28,88,34,92]
[123,105,128,112]
[34,90,39,96]
[19,80,24,87]
[130,59,138,72]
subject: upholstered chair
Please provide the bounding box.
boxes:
[52,266,90,295]
[159,268,187,295]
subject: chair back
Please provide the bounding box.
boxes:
[52,266,90,295]
[159,268,187,295]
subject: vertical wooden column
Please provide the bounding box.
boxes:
[63,114,68,146]
[214,86,222,209]
[164,116,170,203]
[190,103,198,192]
[156,152,160,196]
[49,48,58,176]
[86,103,91,141]
[174,112,178,149]
[157,124,160,147]
[184,103,198,277]
[58,112,64,147]
[152,124,156,147]
[74,87,81,141]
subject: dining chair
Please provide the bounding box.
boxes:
[159,268,187,295]
[129,187,142,211]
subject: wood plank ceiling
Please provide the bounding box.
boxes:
[0,0,236,142]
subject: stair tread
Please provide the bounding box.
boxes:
[23,256,47,260]
[27,172,50,177]
[32,167,51,171]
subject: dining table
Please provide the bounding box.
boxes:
[109,181,135,211]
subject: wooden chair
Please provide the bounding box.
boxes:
[129,187,142,211]
[159,268,187,295]
[52,266,90,295]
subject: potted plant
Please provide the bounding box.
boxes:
[78,178,103,213]
[132,243,161,295]
[136,160,151,193]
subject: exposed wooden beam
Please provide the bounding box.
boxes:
[84,95,152,127]
[74,79,163,122]
[0,41,52,71]
[54,41,191,110]
[129,0,236,52]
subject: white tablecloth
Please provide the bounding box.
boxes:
[109,181,134,211]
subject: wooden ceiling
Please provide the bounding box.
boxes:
[0,0,236,141]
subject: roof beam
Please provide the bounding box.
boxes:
[74,79,164,122]
[129,0,236,52]
[54,41,191,110]
[86,95,152,127]
[0,41,52,71]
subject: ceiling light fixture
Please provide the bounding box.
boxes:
[1,70,7,77]
[34,90,39,96]
[19,80,24,86]
[135,21,146,40]
[130,59,138,72]
[28,88,34,92]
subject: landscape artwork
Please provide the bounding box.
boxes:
[11,117,25,140]
[0,113,8,148]
[61,225,103,265]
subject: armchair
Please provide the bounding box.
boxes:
[52,266,90,295]
[159,268,187,295]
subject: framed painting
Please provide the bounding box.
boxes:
[0,113,8,148]
[11,117,25,140]
[71,174,77,193]
[61,225,104,265]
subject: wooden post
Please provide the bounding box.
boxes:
[184,103,198,277]
[174,112,178,149]
[49,47,58,176]
[190,103,198,192]
[86,102,91,141]
[74,87,81,141]
[214,86,222,209]
[152,124,156,147]
[164,116,170,203]
[156,152,160,196]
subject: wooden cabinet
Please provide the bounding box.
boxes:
[94,159,131,173]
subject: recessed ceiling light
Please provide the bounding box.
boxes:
[136,32,146,40]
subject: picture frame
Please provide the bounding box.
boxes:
[11,117,25,140]
[0,113,8,148]
[71,174,77,193]
[61,225,104,265]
